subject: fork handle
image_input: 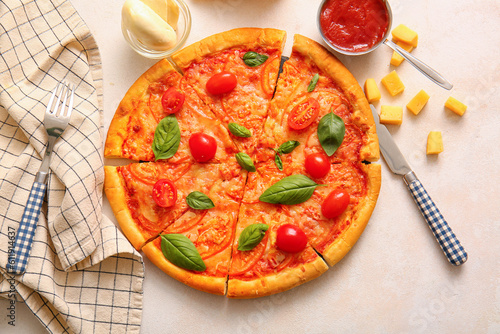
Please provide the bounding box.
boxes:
[8,182,47,274]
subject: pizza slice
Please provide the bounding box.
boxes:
[104,59,238,163]
[104,160,245,250]
[227,160,329,298]
[171,28,286,162]
[285,160,381,266]
[142,165,247,295]
[264,34,379,165]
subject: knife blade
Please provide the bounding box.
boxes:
[370,105,467,266]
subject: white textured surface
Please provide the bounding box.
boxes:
[3,0,499,333]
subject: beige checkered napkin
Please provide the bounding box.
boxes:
[0,0,144,333]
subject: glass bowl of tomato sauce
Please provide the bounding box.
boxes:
[317,0,392,56]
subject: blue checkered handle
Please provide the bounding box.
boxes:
[7,181,47,274]
[404,172,467,266]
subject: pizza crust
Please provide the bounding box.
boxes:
[292,34,380,162]
[171,27,286,70]
[104,166,150,250]
[227,255,328,299]
[321,163,381,266]
[104,59,180,158]
[142,239,227,295]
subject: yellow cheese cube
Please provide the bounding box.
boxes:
[381,70,405,96]
[445,96,467,116]
[364,78,381,103]
[391,24,418,47]
[407,90,430,115]
[380,105,403,125]
[427,131,443,154]
[390,41,415,66]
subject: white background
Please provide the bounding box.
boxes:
[2,0,499,333]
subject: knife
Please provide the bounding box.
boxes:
[370,105,467,266]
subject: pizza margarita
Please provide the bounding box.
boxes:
[104,28,381,298]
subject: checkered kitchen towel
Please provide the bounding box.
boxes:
[0,0,144,333]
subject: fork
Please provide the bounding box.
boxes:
[8,82,74,275]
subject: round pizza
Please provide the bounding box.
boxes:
[104,28,381,298]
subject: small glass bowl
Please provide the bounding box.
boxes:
[317,0,393,56]
[122,0,191,59]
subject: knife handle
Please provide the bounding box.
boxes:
[403,172,467,266]
[8,181,46,274]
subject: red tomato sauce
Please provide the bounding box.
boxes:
[320,0,389,53]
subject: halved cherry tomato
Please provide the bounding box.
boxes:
[287,97,320,130]
[321,189,350,219]
[206,72,237,95]
[152,179,177,208]
[305,153,330,179]
[161,87,185,114]
[276,224,307,253]
[189,133,217,162]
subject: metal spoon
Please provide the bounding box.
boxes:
[383,39,453,90]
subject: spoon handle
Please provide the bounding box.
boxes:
[384,39,453,90]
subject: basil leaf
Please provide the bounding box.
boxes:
[161,234,206,272]
[236,152,256,172]
[186,191,215,210]
[228,122,252,138]
[152,115,181,161]
[277,140,300,154]
[317,112,345,157]
[274,152,283,171]
[259,174,322,205]
[242,51,269,67]
[307,73,319,92]
[238,223,269,251]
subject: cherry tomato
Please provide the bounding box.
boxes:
[152,179,177,208]
[189,133,217,162]
[321,189,350,219]
[276,224,307,253]
[206,72,237,95]
[161,87,185,114]
[305,153,330,179]
[288,97,320,130]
